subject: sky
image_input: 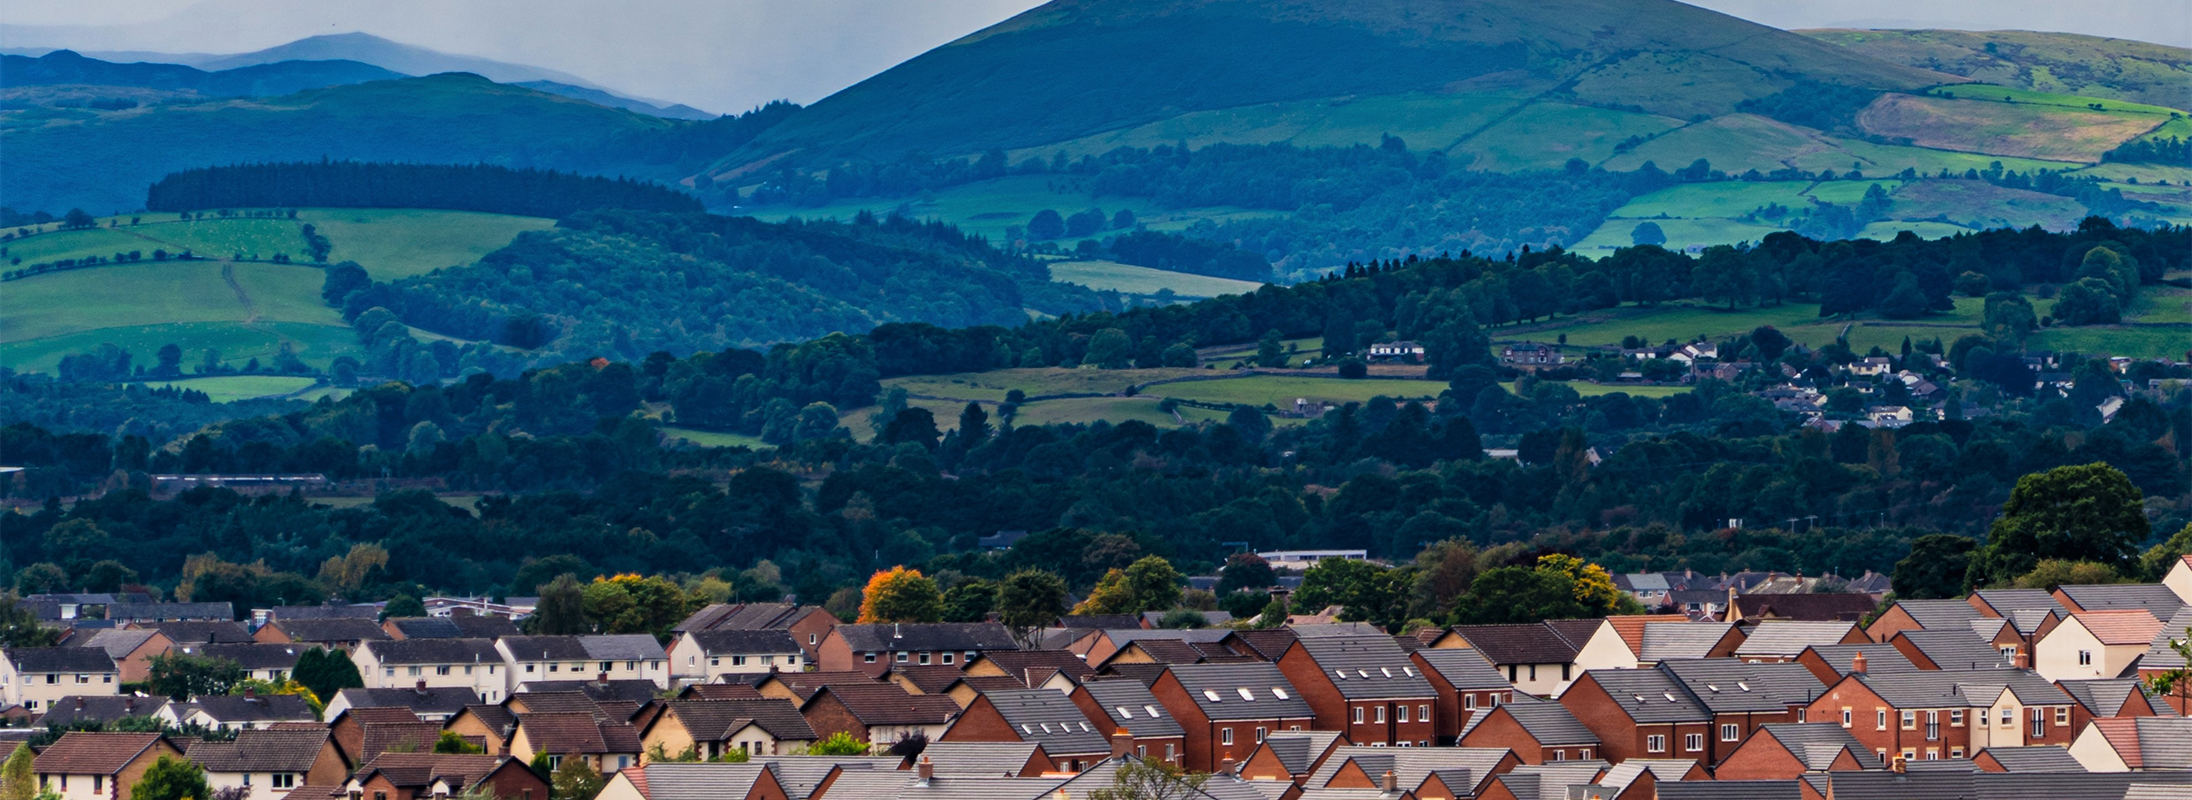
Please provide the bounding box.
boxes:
[4,0,2186,115]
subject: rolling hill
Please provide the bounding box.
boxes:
[714,0,1950,172]
[2,49,404,96]
[1,73,679,215]
[1801,29,2192,111]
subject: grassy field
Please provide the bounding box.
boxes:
[147,375,321,402]
[2027,325,2191,359]
[2,209,550,375]
[1026,91,1534,159]
[661,426,770,449]
[1154,375,1440,407]
[1858,90,2162,163]
[297,208,553,279]
[1453,102,1686,172]
[1047,260,1265,297]
[1505,381,1690,398]
[885,367,1213,402]
[1886,180,2088,230]
[1572,216,1790,253]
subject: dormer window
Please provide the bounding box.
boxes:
[1203,690,1221,702]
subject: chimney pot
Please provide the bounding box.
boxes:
[416,679,428,693]
[244,686,257,700]
[917,757,934,781]
[1382,770,1397,794]
[1851,650,1868,675]
[2014,649,2030,670]
[1221,757,1236,775]
[1891,756,1907,774]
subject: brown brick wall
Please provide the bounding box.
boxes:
[1456,707,1544,764]
[1712,735,1809,781]
[799,691,868,743]
[937,695,1020,744]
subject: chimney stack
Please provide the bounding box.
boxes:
[1221,757,1236,775]
[1851,650,1868,675]
[244,686,257,700]
[2014,649,2030,671]
[1891,756,1906,774]
[416,679,429,693]
[1382,770,1398,794]
[598,672,609,684]
[1110,728,1133,758]
[916,757,934,784]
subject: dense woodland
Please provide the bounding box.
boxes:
[145,162,703,218]
[7,215,2189,622]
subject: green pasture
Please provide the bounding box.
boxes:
[2027,325,2191,359]
[1493,302,1826,348]
[298,208,553,279]
[1,226,153,266]
[1,320,360,375]
[1857,221,1978,241]
[1504,381,1690,398]
[129,218,308,261]
[1885,180,2089,230]
[1047,260,1265,297]
[2068,162,2192,184]
[1028,91,1533,158]
[1928,84,2185,118]
[1861,91,2158,163]
[661,426,771,449]
[1153,375,1439,407]
[884,367,1211,403]
[1605,181,1816,219]
[1571,217,1788,253]
[2129,286,2192,325]
[1453,102,1685,172]
[1829,139,2084,177]
[147,375,321,402]
[1597,114,1843,175]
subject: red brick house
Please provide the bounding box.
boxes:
[1300,746,1521,799]
[1801,668,2074,763]
[1235,731,1348,784]
[937,688,1110,769]
[798,683,959,749]
[1862,599,1980,644]
[2057,678,2167,735]
[1791,644,1916,686]
[1455,696,1599,764]
[814,623,1019,676]
[1067,678,1187,765]
[343,754,548,800]
[1712,722,1881,780]
[1274,633,1437,747]
[1146,663,1314,772]
[1557,660,1821,767]
[1408,648,1511,744]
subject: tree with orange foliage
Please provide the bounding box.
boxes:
[857,566,944,623]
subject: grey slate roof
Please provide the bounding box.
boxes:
[1896,629,2014,670]
[811,768,1063,800]
[1659,660,1824,713]
[1578,668,1710,723]
[187,643,306,670]
[1637,622,1735,662]
[271,618,389,643]
[334,686,480,715]
[979,688,1110,757]
[1974,745,2083,773]
[1803,644,1919,676]
[519,679,665,706]
[1080,679,1184,739]
[917,741,1045,777]
[673,603,812,633]
[2139,607,2192,671]
[1750,723,1881,770]
[387,616,522,639]
[1826,771,2192,800]
[1593,760,1696,796]
[5,647,117,672]
[75,629,161,660]
[1458,695,1596,746]
[1304,747,1515,796]
[1857,669,2068,709]
[2057,584,2185,620]
[662,698,815,741]
[1164,663,1313,722]
[2057,679,2166,717]
[500,636,590,660]
[579,634,665,661]
[175,692,315,723]
[1971,590,2064,617]
[1409,649,1509,691]
[1244,731,1344,777]
[365,638,500,665]
[1659,781,1801,800]
[143,621,254,644]
[751,755,900,800]
[267,604,380,621]
[109,602,233,621]
[1447,624,1580,665]
[1733,622,1857,658]
[1891,599,1983,631]
[2126,717,2192,770]
[1293,635,1435,700]
[834,623,1020,654]
[34,696,168,726]
[1500,762,1609,800]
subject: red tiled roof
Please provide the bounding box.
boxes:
[33,732,165,775]
[2076,610,2165,646]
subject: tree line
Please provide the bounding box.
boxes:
[145,161,704,218]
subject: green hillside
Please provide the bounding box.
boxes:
[1803,29,2192,111]
[0,209,546,374]
[717,0,1946,172]
[1,73,677,214]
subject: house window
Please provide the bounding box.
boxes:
[1418,704,1428,722]
[965,652,976,661]
[408,666,422,677]
[941,653,955,665]
[1720,724,1739,742]
[1646,735,1666,753]
[436,666,451,676]
[1926,711,1939,740]
[93,776,102,792]
[2077,650,2092,666]
[1561,664,1570,681]
[1352,707,1364,724]
[1221,728,1234,746]
[733,656,747,667]
[1950,710,1964,726]
[895,653,908,663]
[1528,665,1538,681]
[1901,750,1916,762]
[1950,747,1965,758]
[1136,746,1146,757]
[1508,665,1517,682]
[1397,706,1409,723]
[1373,707,1385,723]
[1684,734,1703,752]
[2030,708,2044,737]
[919,653,931,665]
[809,634,818,645]
[1553,750,1566,762]
[864,654,877,663]
[1464,695,1477,711]
[1165,744,1175,761]
[624,661,636,671]
[710,657,720,667]
[385,668,395,678]
[2054,708,2068,726]
[1901,711,1916,730]
[547,756,563,770]
[1877,710,1888,730]
[463,666,472,675]
[2000,708,2014,726]
[75,674,88,684]
[1255,727,1267,743]
[274,775,296,789]
[44,675,57,684]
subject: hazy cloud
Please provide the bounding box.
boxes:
[4,0,2183,114]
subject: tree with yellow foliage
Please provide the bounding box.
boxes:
[857,567,944,623]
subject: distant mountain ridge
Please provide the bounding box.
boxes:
[723,0,1953,169]
[1800,29,2192,111]
[2,49,403,97]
